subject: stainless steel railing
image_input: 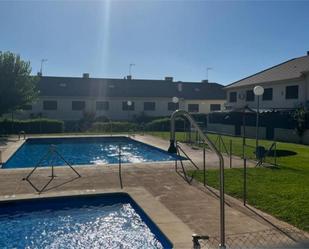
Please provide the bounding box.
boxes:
[118,144,123,189]
[168,109,226,249]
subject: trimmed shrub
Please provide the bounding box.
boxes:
[145,117,189,131]
[0,119,64,134]
[89,122,139,133]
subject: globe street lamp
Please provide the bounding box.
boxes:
[127,100,132,120]
[172,96,179,105]
[253,86,264,150]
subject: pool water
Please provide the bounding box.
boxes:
[3,136,181,168]
[0,193,172,249]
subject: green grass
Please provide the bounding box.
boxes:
[147,131,309,231]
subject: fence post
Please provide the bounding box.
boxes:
[229,140,232,168]
[243,158,247,206]
[203,146,206,186]
[274,142,277,167]
[242,136,245,159]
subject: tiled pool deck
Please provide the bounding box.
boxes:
[0,134,308,248]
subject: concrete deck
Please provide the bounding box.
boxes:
[0,134,307,248]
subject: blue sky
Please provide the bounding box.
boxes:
[1,1,309,85]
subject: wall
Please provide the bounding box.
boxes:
[241,126,266,139]
[225,78,306,110]
[11,96,224,121]
[206,123,235,135]
[184,99,225,113]
[274,128,299,143]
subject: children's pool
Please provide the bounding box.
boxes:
[0,193,172,249]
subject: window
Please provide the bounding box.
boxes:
[229,92,237,102]
[246,90,255,101]
[122,101,135,111]
[72,101,85,111]
[168,102,179,111]
[43,100,57,110]
[144,102,155,111]
[286,85,299,99]
[22,104,32,110]
[263,88,273,101]
[188,104,199,113]
[96,101,109,111]
[210,104,221,111]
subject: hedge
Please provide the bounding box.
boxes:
[0,119,64,134]
[145,117,190,131]
[89,122,140,132]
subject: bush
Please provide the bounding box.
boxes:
[132,112,167,124]
[145,117,189,131]
[89,121,139,133]
[0,118,64,134]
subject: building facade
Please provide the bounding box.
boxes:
[16,75,226,121]
[224,53,309,110]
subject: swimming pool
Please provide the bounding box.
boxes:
[0,193,173,249]
[3,136,181,168]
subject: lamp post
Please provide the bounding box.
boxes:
[167,97,180,153]
[127,100,132,121]
[253,86,264,150]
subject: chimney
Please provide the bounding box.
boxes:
[165,76,173,82]
[127,75,132,80]
[202,79,209,83]
[83,73,90,78]
[177,83,182,92]
[307,51,309,56]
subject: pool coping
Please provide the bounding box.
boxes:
[1,135,183,169]
[0,187,194,249]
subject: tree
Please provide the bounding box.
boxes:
[0,51,39,116]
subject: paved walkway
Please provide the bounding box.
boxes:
[0,134,307,248]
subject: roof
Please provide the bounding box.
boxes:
[225,55,309,89]
[38,76,226,100]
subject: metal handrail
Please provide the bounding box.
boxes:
[175,142,201,184]
[168,109,226,249]
[110,120,113,136]
[118,144,123,189]
[176,142,200,170]
[18,131,26,140]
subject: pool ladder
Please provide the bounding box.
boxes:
[174,142,200,184]
[168,110,226,249]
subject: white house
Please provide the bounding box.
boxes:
[16,74,226,121]
[224,52,309,110]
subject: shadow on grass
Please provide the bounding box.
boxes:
[268,150,297,157]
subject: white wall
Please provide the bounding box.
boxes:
[225,78,306,110]
[12,96,225,121]
[184,99,225,113]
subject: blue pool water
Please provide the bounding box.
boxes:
[3,136,181,168]
[0,193,172,249]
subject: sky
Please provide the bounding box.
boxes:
[0,0,309,85]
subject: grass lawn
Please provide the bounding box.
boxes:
[147,131,309,232]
